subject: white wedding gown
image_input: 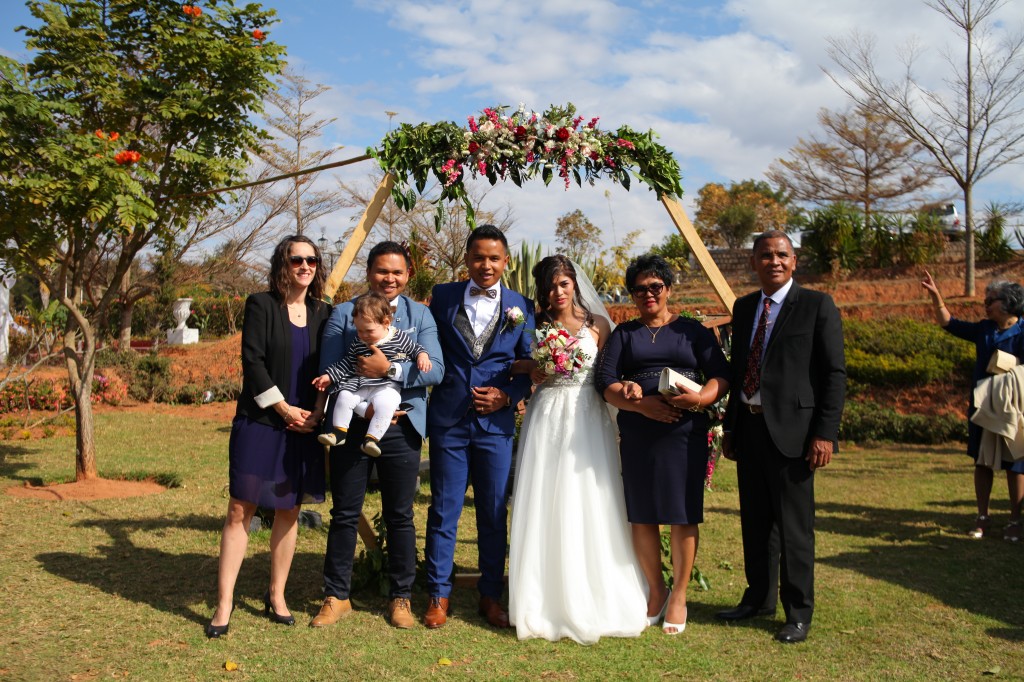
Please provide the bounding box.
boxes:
[508,328,648,644]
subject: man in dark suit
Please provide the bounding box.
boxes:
[719,230,845,643]
[423,225,535,629]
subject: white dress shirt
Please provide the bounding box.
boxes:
[463,282,500,337]
[743,277,794,406]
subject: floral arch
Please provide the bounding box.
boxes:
[324,103,735,313]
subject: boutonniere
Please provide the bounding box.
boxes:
[503,306,525,333]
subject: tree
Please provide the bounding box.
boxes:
[594,229,642,296]
[0,0,283,480]
[258,67,347,235]
[554,209,603,262]
[827,0,1024,295]
[767,105,944,225]
[694,180,791,248]
[651,232,691,275]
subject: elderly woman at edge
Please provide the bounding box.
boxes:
[922,272,1024,542]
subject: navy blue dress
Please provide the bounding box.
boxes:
[595,317,730,524]
[945,316,1024,473]
[228,323,326,508]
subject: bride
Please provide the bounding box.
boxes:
[508,255,648,644]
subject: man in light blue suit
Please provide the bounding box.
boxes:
[423,225,535,629]
[312,242,445,631]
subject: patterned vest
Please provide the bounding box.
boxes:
[455,302,501,359]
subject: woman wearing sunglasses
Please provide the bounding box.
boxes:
[207,234,332,638]
[595,253,729,635]
[922,271,1024,542]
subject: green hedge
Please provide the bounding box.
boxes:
[844,318,973,387]
[107,294,247,341]
[840,317,972,444]
[840,401,967,444]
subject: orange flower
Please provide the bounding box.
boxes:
[109,132,119,141]
[114,150,142,166]
[182,5,201,18]
[95,129,105,139]
[252,29,265,41]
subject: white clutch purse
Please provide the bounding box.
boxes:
[658,367,703,396]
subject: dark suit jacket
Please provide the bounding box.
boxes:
[724,282,846,458]
[427,282,534,435]
[236,292,332,427]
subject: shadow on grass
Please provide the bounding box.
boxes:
[0,443,40,483]
[35,514,331,629]
[817,500,1024,639]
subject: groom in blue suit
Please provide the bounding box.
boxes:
[423,225,535,629]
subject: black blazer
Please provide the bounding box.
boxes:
[236,291,332,427]
[724,282,846,458]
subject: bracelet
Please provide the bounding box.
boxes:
[689,396,703,412]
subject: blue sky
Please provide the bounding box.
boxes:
[3,0,1024,255]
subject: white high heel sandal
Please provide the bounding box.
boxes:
[662,606,687,636]
[647,590,670,627]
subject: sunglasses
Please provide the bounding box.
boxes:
[630,282,666,297]
[289,255,320,267]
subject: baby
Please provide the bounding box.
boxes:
[314,292,431,456]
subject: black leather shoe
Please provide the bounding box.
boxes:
[206,604,234,638]
[716,604,776,621]
[205,620,229,638]
[775,621,810,643]
[263,590,296,626]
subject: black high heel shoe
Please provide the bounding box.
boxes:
[206,604,234,638]
[263,590,296,626]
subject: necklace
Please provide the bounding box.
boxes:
[645,322,666,343]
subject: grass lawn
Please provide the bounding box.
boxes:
[1,406,1022,681]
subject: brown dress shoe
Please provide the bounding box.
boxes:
[478,595,511,628]
[309,596,352,627]
[388,597,415,629]
[423,596,450,629]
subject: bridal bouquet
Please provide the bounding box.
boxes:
[532,324,590,377]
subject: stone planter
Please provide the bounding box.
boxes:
[167,297,199,345]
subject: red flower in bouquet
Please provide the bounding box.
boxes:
[532,324,590,378]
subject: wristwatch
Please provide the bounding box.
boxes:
[387,363,398,379]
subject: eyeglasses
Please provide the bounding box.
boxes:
[630,282,666,297]
[289,255,319,267]
[985,296,1004,305]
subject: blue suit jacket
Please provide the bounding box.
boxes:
[427,282,534,435]
[320,294,444,439]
